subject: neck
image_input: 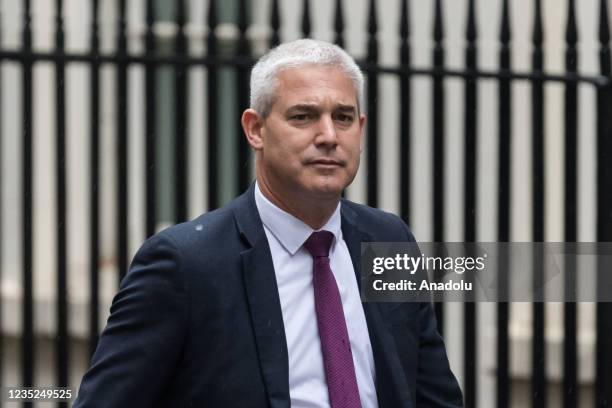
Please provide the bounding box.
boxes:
[256,172,340,230]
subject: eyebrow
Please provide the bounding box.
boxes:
[285,103,357,114]
[335,104,357,113]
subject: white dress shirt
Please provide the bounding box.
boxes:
[254,182,378,408]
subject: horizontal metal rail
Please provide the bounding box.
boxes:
[0,50,609,86]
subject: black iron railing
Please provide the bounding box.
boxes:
[0,1,611,408]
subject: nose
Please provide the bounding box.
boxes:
[314,114,338,148]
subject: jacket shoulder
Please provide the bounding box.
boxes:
[341,199,415,241]
[159,206,236,245]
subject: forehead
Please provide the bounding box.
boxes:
[272,65,358,108]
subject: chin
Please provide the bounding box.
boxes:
[306,181,345,197]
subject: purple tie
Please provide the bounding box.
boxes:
[303,231,362,408]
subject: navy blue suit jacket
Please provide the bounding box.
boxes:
[74,185,463,407]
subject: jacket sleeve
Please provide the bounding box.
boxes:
[414,300,464,407]
[396,217,464,407]
[73,232,189,408]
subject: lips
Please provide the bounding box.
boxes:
[307,158,344,166]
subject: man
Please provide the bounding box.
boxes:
[74,39,462,408]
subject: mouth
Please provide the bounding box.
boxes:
[306,158,344,167]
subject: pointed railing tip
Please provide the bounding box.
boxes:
[334,0,345,48]
[399,0,410,39]
[118,0,127,24]
[24,0,31,17]
[175,0,187,55]
[56,1,64,25]
[208,0,218,28]
[334,0,344,34]
[91,0,100,51]
[117,0,127,53]
[92,0,99,24]
[56,0,64,21]
[302,0,312,37]
[368,0,378,35]
[433,0,444,42]
[565,0,578,45]
[599,0,611,44]
[271,0,280,30]
[270,0,281,47]
[238,0,248,32]
[532,0,544,45]
[466,0,477,41]
[399,0,410,65]
[55,0,65,50]
[145,0,154,24]
[500,0,511,44]
[176,0,186,25]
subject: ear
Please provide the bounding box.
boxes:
[241,108,265,151]
[358,113,366,153]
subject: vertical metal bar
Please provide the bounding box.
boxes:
[366,0,378,208]
[0,3,4,392]
[0,3,3,393]
[464,0,478,405]
[596,92,612,407]
[563,2,579,407]
[117,0,128,283]
[236,0,251,192]
[54,0,69,400]
[270,0,281,48]
[21,0,35,393]
[531,2,546,407]
[89,0,101,358]
[145,0,156,236]
[596,1,612,407]
[336,0,346,200]
[334,0,344,48]
[207,0,219,210]
[599,0,612,78]
[497,1,512,407]
[399,0,411,224]
[301,0,311,38]
[175,0,188,223]
[432,0,445,335]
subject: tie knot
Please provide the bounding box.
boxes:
[303,230,334,258]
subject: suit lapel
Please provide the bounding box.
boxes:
[341,202,414,408]
[233,186,291,408]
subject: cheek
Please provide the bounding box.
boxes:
[264,137,305,170]
[344,139,362,173]
[341,134,363,157]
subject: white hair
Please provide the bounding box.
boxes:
[249,39,364,117]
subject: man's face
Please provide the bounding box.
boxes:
[256,65,365,200]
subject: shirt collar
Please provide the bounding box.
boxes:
[254,181,342,255]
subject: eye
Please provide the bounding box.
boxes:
[289,113,314,122]
[334,113,354,124]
